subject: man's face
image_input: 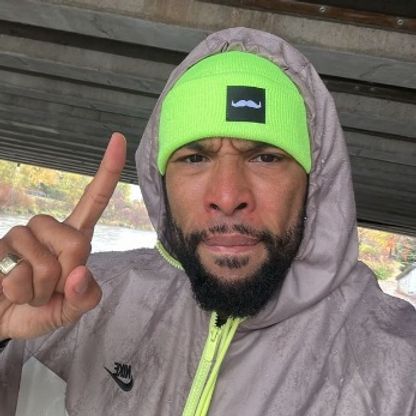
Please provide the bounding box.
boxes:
[164,138,308,317]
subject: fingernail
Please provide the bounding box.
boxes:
[74,276,89,295]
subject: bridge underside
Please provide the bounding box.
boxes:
[0,0,415,235]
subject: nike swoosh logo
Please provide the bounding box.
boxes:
[105,367,134,392]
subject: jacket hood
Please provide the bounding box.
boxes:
[136,27,359,329]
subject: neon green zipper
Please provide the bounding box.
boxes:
[155,241,243,415]
[156,241,184,270]
[182,312,243,416]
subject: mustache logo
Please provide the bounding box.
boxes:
[231,99,262,109]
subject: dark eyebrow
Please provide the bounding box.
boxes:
[235,141,282,153]
[178,139,282,158]
[181,142,206,152]
[245,142,276,151]
[178,139,282,154]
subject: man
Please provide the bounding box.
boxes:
[1,28,415,415]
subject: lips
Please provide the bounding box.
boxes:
[203,234,260,247]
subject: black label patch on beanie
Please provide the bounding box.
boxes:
[226,86,265,123]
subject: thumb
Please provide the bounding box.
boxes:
[61,265,102,325]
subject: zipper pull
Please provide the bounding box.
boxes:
[204,316,222,362]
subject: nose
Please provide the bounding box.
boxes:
[204,158,255,217]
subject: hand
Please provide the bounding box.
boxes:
[0,132,126,340]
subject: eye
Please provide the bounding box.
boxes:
[251,153,284,163]
[181,153,207,163]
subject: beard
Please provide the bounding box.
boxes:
[163,207,305,319]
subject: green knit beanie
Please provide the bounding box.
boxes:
[158,51,311,173]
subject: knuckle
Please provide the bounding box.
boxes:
[34,257,61,282]
[31,258,61,306]
[86,185,110,206]
[4,225,29,242]
[65,235,91,257]
[27,214,56,228]
[2,277,33,305]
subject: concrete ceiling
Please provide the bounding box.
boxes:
[0,0,415,235]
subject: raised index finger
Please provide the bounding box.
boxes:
[64,132,127,236]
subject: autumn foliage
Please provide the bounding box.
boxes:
[0,159,153,230]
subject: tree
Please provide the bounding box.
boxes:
[0,160,18,186]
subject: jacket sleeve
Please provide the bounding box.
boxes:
[0,339,26,416]
[0,323,80,416]
[0,251,129,416]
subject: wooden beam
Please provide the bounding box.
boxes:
[0,70,157,118]
[0,103,146,138]
[199,0,416,34]
[0,126,138,162]
[0,0,210,53]
[0,51,166,97]
[323,76,416,105]
[0,136,138,183]
[350,157,416,192]
[1,2,415,88]
[345,131,416,167]
[333,93,416,139]
[300,1,416,17]
[297,45,416,89]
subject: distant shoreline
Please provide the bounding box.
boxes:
[0,186,153,231]
[0,213,157,253]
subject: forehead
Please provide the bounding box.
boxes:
[179,137,285,153]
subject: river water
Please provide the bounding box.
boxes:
[0,214,157,253]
